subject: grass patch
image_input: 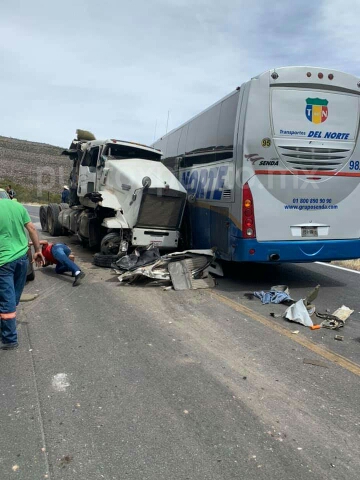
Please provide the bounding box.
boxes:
[0,179,61,204]
[332,259,360,272]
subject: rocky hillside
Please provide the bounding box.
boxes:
[0,135,71,195]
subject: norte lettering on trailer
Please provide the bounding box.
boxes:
[181,165,229,200]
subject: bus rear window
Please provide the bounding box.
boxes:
[271,88,359,141]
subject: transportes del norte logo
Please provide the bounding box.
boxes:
[305,98,328,124]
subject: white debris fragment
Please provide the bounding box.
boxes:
[284,300,313,327]
[332,305,354,321]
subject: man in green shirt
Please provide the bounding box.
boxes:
[0,199,44,350]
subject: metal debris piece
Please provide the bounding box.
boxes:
[334,335,344,341]
[304,284,320,306]
[306,304,316,316]
[207,261,224,277]
[284,299,313,327]
[303,358,329,368]
[118,248,216,290]
[270,312,282,318]
[316,312,344,330]
[332,305,353,322]
[168,256,215,290]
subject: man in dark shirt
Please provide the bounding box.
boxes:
[61,186,70,203]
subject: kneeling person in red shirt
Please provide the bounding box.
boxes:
[37,241,85,286]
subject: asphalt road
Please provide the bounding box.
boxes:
[1,204,359,480]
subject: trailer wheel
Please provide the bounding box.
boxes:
[100,233,122,255]
[59,203,69,211]
[47,203,62,236]
[39,205,48,232]
[93,253,120,268]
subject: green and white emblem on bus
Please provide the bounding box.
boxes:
[305,98,328,124]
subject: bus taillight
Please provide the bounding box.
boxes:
[242,183,256,238]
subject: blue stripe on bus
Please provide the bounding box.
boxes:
[187,205,360,262]
[232,237,360,262]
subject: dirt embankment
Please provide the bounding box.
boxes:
[0,135,71,195]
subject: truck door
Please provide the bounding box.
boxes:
[78,147,100,197]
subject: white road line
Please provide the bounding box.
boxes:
[316,261,360,275]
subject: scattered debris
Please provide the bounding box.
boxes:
[284,299,313,327]
[303,358,328,368]
[291,330,300,335]
[207,261,224,277]
[12,465,19,472]
[316,313,344,330]
[253,286,293,305]
[115,247,218,290]
[332,305,354,322]
[316,305,353,330]
[306,304,316,316]
[270,313,282,318]
[310,325,321,330]
[168,255,215,290]
[334,335,344,341]
[304,284,320,306]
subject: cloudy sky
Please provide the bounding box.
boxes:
[0,0,359,147]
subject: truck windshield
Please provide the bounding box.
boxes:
[103,144,161,161]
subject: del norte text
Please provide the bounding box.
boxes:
[308,131,350,139]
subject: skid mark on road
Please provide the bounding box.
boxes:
[209,291,360,377]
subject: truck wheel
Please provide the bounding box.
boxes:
[100,233,121,255]
[39,205,48,232]
[93,253,120,268]
[47,204,63,236]
[59,203,69,211]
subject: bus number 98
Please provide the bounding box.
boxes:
[349,161,360,170]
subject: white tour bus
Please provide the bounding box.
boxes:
[153,66,360,263]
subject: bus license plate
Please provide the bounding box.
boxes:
[301,227,318,237]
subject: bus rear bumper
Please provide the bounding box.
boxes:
[232,238,360,263]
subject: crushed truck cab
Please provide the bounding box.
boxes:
[44,132,187,256]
